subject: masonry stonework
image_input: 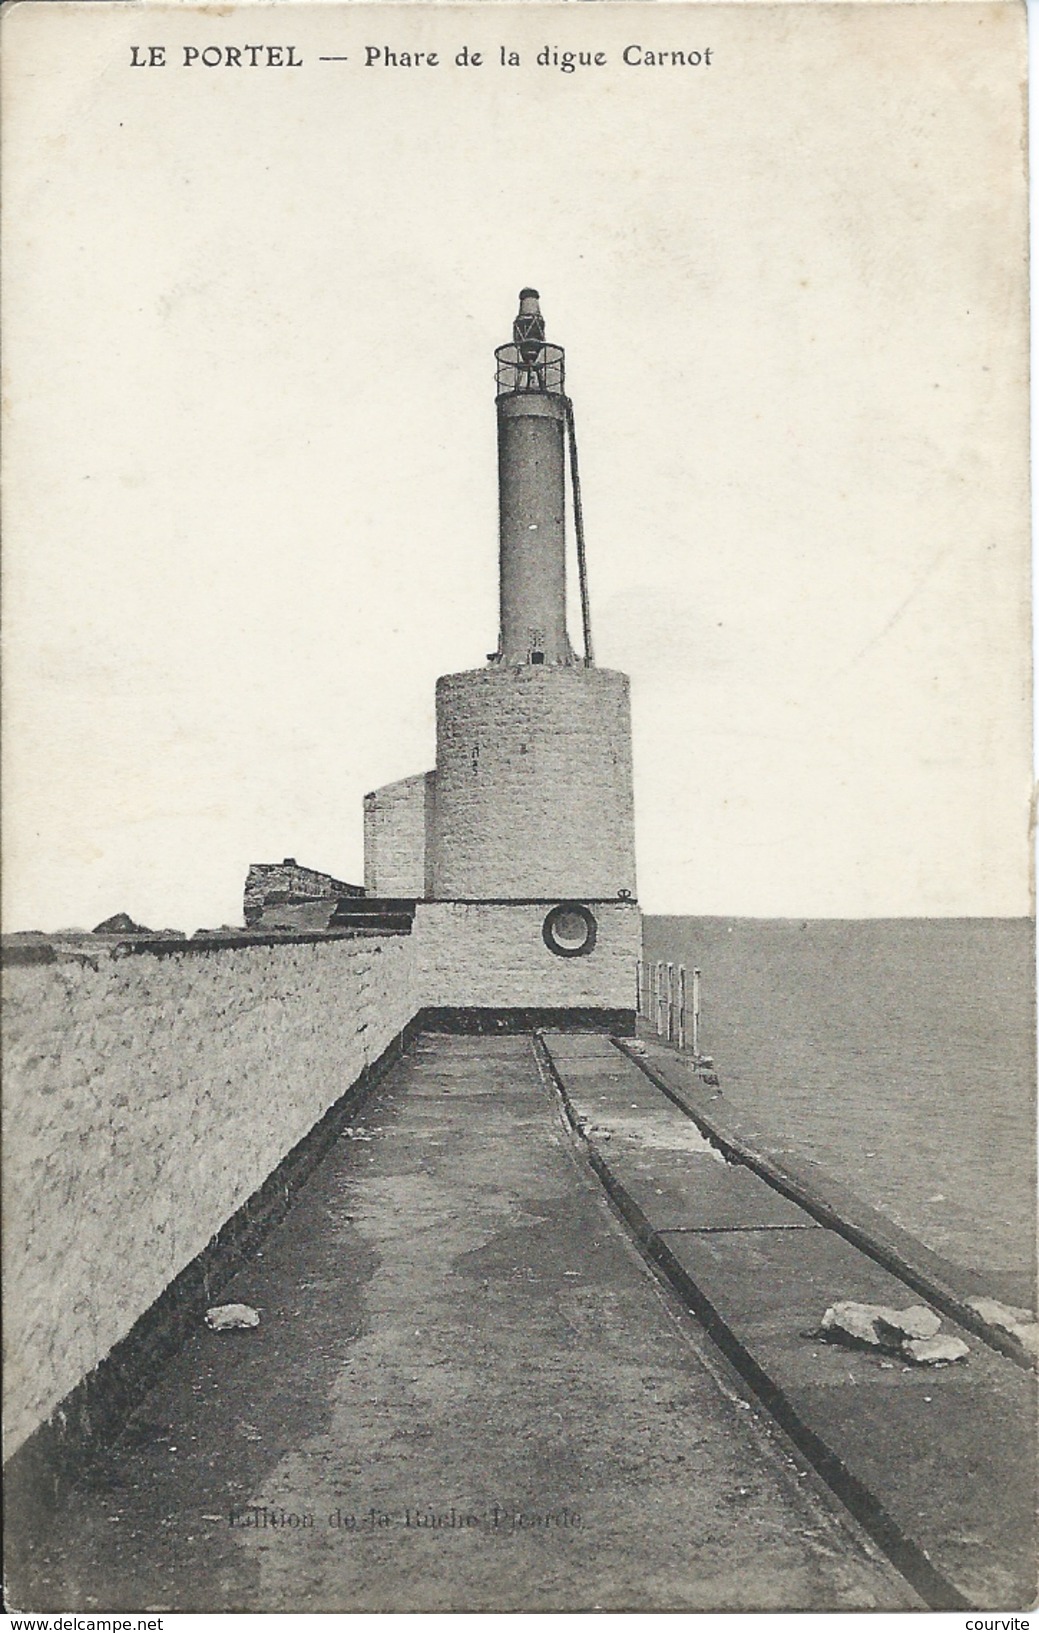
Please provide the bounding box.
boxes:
[432,666,636,901]
[364,771,435,897]
[415,899,640,1011]
[2,936,416,1458]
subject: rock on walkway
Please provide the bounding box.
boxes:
[11,1036,915,1612]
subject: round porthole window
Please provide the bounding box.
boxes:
[543,902,597,958]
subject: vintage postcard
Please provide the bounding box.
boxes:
[2,0,1034,1616]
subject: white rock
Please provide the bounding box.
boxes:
[821,1302,887,1346]
[875,1305,943,1342]
[1011,1323,1039,1358]
[205,1303,260,1331]
[821,1301,941,1349]
[964,1298,1038,1356]
[966,1297,1035,1331]
[901,1334,969,1365]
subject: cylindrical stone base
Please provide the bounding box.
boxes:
[432,665,637,900]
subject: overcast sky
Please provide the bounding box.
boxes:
[3,1,1031,931]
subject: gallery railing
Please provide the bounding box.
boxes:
[495,342,565,396]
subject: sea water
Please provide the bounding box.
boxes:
[642,916,1037,1294]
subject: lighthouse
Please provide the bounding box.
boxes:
[364,290,641,1028]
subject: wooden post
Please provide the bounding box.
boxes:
[666,962,674,1042]
[692,967,702,1056]
[677,965,686,1050]
[636,958,644,1017]
[655,962,665,1036]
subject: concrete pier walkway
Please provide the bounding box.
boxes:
[11,1035,915,1612]
[542,1034,1037,1609]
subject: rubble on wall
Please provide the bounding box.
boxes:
[2,920,187,968]
[93,912,153,935]
[243,858,365,928]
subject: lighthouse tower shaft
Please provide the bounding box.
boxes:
[495,289,573,667]
[498,394,570,666]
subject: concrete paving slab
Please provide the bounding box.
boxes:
[543,1036,819,1233]
[543,1033,620,1061]
[606,1149,821,1233]
[5,1034,913,1613]
[545,1041,721,1133]
[542,1049,668,1111]
[658,1228,1038,1607]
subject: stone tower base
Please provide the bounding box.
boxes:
[414,898,641,1026]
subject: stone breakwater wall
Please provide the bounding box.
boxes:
[2,934,417,1460]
